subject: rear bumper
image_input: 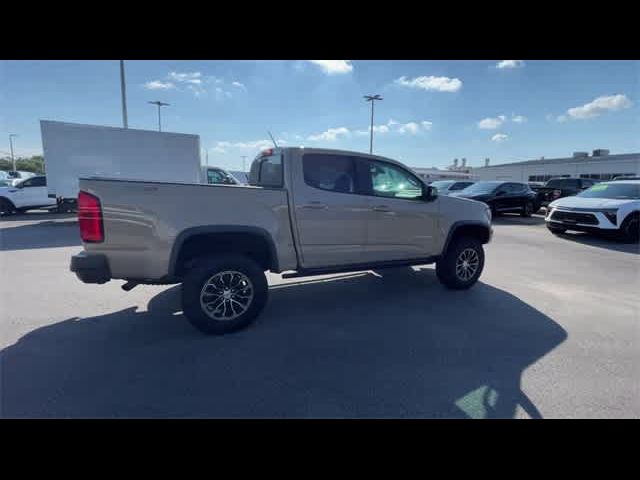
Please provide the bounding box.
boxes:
[70,251,111,284]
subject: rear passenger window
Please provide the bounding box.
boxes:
[21,176,45,187]
[303,154,357,194]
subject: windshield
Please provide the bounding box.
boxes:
[577,183,640,200]
[459,182,500,194]
[430,181,455,191]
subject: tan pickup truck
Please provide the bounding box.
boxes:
[71,147,492,334]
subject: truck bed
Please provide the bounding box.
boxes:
[79,177,298,280]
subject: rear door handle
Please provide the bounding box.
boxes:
[301,202,328,210]
[372,205,392,212]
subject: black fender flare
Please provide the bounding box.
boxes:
[441,221,492,256]
[168,225,279,277]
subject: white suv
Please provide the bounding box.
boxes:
[0,175,57,215]
[545,180,640,242]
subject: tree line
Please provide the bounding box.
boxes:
[0,156,45,174]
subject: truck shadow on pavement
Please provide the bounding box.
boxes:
[0,219,80,251]
[1,268,567,419]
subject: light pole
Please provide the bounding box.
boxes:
[241,156,247,171]
[120,60,128,129]
[148,101,170,132]
[364,94,383,154]
[9,134,17,171]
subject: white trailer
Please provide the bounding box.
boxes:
[40,120,201,210]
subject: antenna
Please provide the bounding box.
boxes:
[268,131,279,148]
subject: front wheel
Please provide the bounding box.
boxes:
[436,237,485,290]
[521,201,534,217]
[618,214,640,243]
[0,198,16,216]
[181,254,268,335]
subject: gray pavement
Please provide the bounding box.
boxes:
[0,211,638,418]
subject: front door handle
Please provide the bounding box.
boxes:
[372,205,392,212]
[301,202,328,210]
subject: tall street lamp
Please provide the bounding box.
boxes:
[148,101,170,132]
[120,60,128,129]
[364,94,383,154]
[9,134,17,171]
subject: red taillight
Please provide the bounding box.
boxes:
[78,191,104,243]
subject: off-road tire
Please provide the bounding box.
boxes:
[181,254,268,335]
[436,237,485,290]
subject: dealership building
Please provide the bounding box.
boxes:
[470,150,640,182]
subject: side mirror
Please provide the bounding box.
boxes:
[423,185,437,201]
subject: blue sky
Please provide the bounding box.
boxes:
[2,60,638,171]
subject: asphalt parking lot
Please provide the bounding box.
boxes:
[1,211,638,418]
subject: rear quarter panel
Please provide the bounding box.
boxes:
[79,179,297,280]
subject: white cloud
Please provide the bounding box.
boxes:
[143,72,246,98]
[188,84,207,97]
[357,120,432,136]
[308,60,353,75]
[478,115,507,129]
[214,87,233,100]
[308,127,351,141]
[144,80,175,90]
[496,60,525,69]
[398,122,420,134]
[356,124,391,136]
[394,75,462,92]
[512,115,527,123]
[565,94,632,120]
[168,71,202,84]
[491,133,509,143]
[213,139,286,151]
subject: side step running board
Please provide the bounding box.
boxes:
[281,257,437,279]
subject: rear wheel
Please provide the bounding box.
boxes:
[436,237,485,290]
[521,201,534,217]
[181,254,268,335]
[618,214,640,243]
[0,198,16,216]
